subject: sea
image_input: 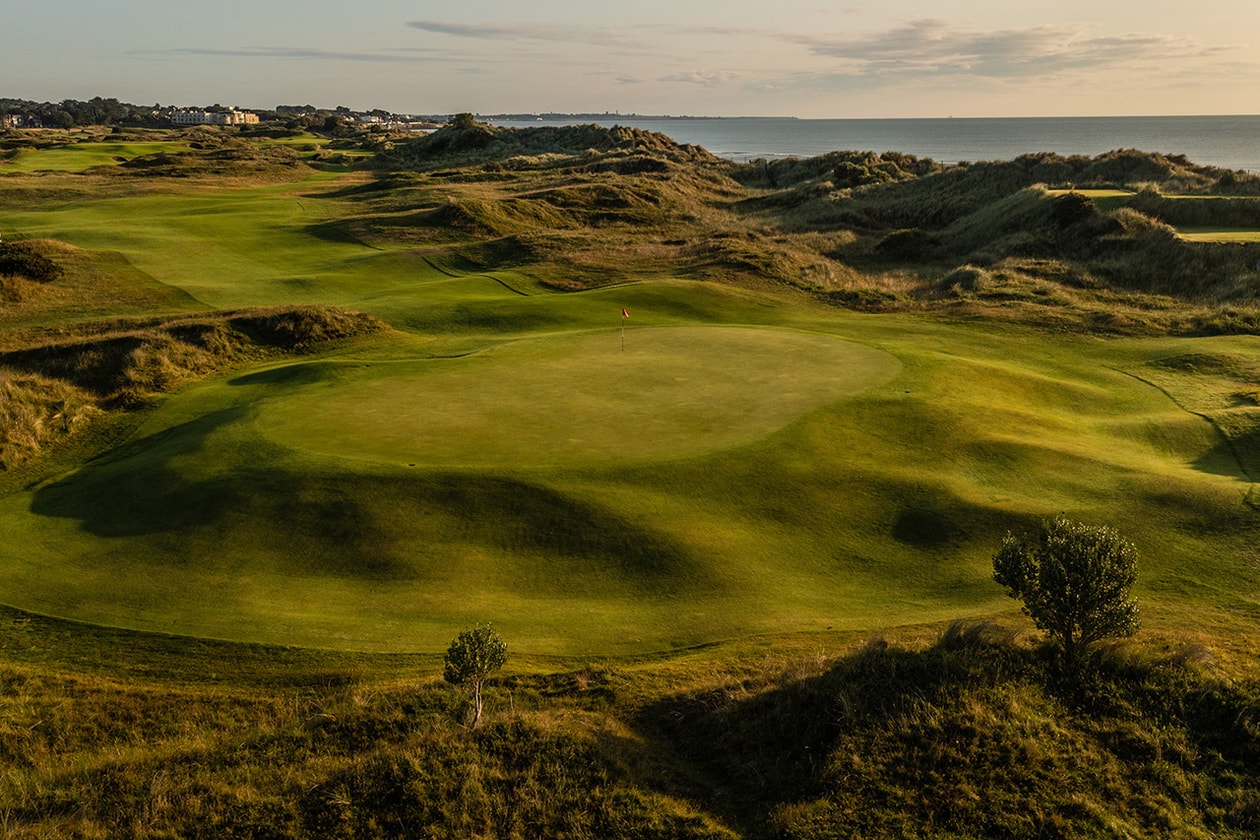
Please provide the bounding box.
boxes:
[490,115,1260,173]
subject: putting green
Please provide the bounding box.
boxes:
[254,326,901,467]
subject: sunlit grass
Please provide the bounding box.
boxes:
[0,140,192,172]
[1176,227,1260,242]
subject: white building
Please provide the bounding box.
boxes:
[171,109,260,126]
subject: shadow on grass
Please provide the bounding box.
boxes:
[631,625,1260,839]
[397,473,710,594]
[29,407,249,537]
[630,633,1011,836]
[891,506,969,549]
[228,360,337,388]
[1193,433,1259,481]
[27,417,704,590]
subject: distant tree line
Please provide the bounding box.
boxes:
[0,97,294,129]
[0,97,166,129]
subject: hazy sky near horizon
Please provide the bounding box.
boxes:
[5,1,1259,118]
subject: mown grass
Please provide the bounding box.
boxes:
[0,299,1255,654]
[0,140,194,173]
[1177,228,1260,243]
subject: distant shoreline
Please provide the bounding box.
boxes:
[479,113,792,122]
[478,112,1260,123]
[482,114,1260,171]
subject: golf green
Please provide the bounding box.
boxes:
[254,327,901,467]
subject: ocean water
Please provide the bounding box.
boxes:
[494,115,1260,172]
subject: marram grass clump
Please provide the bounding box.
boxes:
[0,369,97,469]
[0,305,385,404]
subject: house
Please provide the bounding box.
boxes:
[1,113,38,129]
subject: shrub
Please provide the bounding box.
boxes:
[875,227,939,261]
[0,241,63,283]
[993,517,1141,672]
[938,264,990,293]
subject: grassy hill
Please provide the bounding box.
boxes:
[0,122,1258,837]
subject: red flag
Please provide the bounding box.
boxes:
[622,308,629,318]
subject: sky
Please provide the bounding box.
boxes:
[4,0,1260,118]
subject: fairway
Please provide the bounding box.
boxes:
[255,327,900,467]
[0,140,192,172]
[1176,227,1260,242]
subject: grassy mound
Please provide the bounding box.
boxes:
[0,241,64,283]
[0,305,384,405]
[656,626,1260,838]
[381,121,721,172]
[114,142,306,179]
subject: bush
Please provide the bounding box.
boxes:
[938,264,990,293]
[875,227,939,261]
[0,241,63,283]
[993,517,1141,671]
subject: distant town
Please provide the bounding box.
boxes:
[0,96,715,131]
[0,97,447,131]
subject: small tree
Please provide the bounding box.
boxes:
[443,623,508,728]
[993,516,1140,671]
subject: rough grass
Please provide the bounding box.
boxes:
[0,305,385,405]
[0,370,98,470]
[1,614,1257,839]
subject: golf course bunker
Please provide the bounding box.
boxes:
[261,327,900,467]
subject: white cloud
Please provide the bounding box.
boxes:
[136,46,453,64]
[658,70,741,86]
[408,20,638,48]
[797,19,1227,79]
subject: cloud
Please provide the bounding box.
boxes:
[798,19,1225,79]
[408,20,636,48]
[137,46,451,64]
[658,70,742,87]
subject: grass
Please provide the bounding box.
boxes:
[0,173,447,313]
[1045,187,1137,213]
[0,144,1257,657]
[1,612,1256,839]
[1177,227,1260,243]
[1044,189,1260,242]
[0,139,194,172]
[252,326,900,467]
[1,129,1260,836]
[0,302,1255,653]
[0,153,1257,655]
